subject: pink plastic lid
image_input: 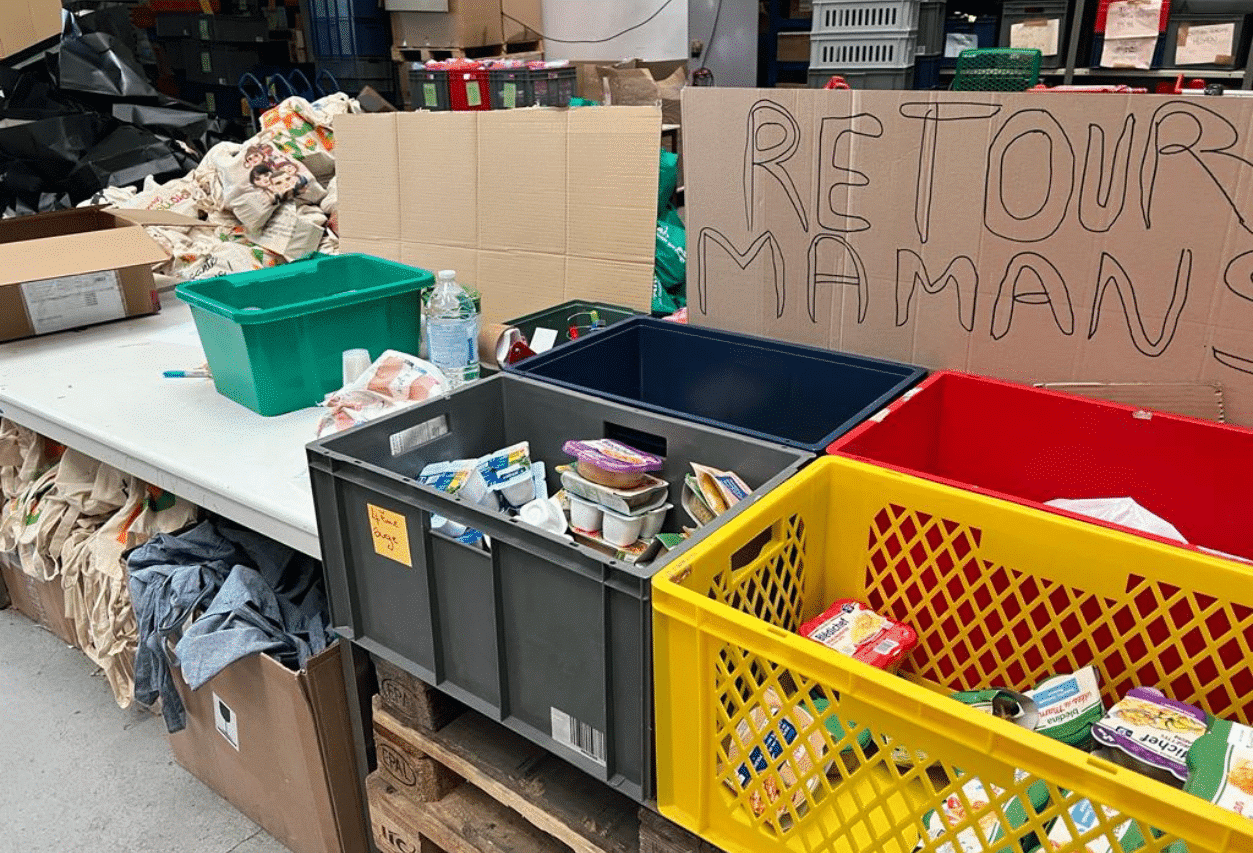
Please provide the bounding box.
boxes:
[562,439,664,473]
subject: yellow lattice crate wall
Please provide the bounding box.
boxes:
[652,456,1253,853]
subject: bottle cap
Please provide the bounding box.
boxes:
[437,269,456,281]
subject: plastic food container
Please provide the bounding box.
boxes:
[176,253,432,416]
[567,494,604,534]
[601,505,647,547]
[560,468,669,515]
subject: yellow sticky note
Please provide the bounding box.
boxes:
[368,504,412,567]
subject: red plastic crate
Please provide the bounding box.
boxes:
[150,0,222,10]
[1095,0,1170,33]
[444,61,490,111]
[828,370,1253,561]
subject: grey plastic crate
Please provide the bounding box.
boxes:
[1163,12,1251,69]
[1000,1,1068,69]
[810,27,918,67]
[488,67,532,109]
[307,374,810,804]
[918,1,945,54]
[528,65,577,107]
[409,66,450,110]
[809,66,914,88]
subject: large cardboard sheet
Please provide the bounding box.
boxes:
[684,88,1253,426]
[335,107,659,325]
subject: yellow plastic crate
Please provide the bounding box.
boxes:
[652,456,1253,853]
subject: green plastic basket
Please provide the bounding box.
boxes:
[176,254,433,416]
[951,47,1043,91]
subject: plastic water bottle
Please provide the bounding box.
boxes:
[425,269,480,388]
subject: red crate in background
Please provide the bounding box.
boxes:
[1095,0,1169,32]
[444,60,490,111]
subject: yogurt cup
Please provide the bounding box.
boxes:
[519,496,568,535]
[638,502,672,539]
[601,505,647,547]
[567,494,604,534]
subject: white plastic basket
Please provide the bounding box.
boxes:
[810,28,919,68]
[811,0,920,34]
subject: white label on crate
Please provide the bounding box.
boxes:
[214,693,240,751]
[1176,23,1237,65]
[1010,19,1060,55]
[1105,0,1162,40]
[945,32,978,58]
[390,415,449,457]
[529,327,559,353]
[20,270,125,335]
[550,707,607,766]
[1101,35,1157,69]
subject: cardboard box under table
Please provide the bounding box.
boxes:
[168,640,367,853]
[0,206,177,344]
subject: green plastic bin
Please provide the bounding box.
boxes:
[176,254,433,416]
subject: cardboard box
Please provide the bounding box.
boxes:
[0,0,61,60]
[683,88,1253,427]
[389,0,542,49]
[0,207,173,344]
[168,640,368,853]
[777,32,810,63]
[0,551,76,647]
[1035,382,1226,422]
[335,107,659,324]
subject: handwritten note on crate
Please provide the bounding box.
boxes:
[1101,35,1157,68]
[1105,0,1162,39]
[1011,18,1060,55]
[369,504,413,568]
[1175,22,1237,66]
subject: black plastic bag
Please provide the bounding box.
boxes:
[63,124,196,199]
[58,29,159,99]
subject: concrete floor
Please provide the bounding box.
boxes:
[0,608,290,853]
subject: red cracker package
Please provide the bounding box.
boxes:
[799,599,917,671]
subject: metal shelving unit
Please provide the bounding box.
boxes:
[758,0,812,87]
[1060,0,1253,89]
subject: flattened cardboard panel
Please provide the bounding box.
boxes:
[563,256,652,311]
[686,88,1253,427]
[567,106,659,263]
[478,110,565,254]
[334,113,402,244]
[477,250,566,324]
[338,108,657,328]
[341,236,403,262]
[400,243,479,291]
[0,0,60,59]
[398,112,480,248]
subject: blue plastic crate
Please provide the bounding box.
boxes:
[914,52,942,88]
[506,317,927,452]
[307,0,389,58]
[942,15,998,67]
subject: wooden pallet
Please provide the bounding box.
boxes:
[373,654,464,732]
[369,771,569,853]
[365,663,722,853]
[391,39,543,64]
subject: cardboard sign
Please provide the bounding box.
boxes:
[684,88,1253,426]
[368,504,412,567]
